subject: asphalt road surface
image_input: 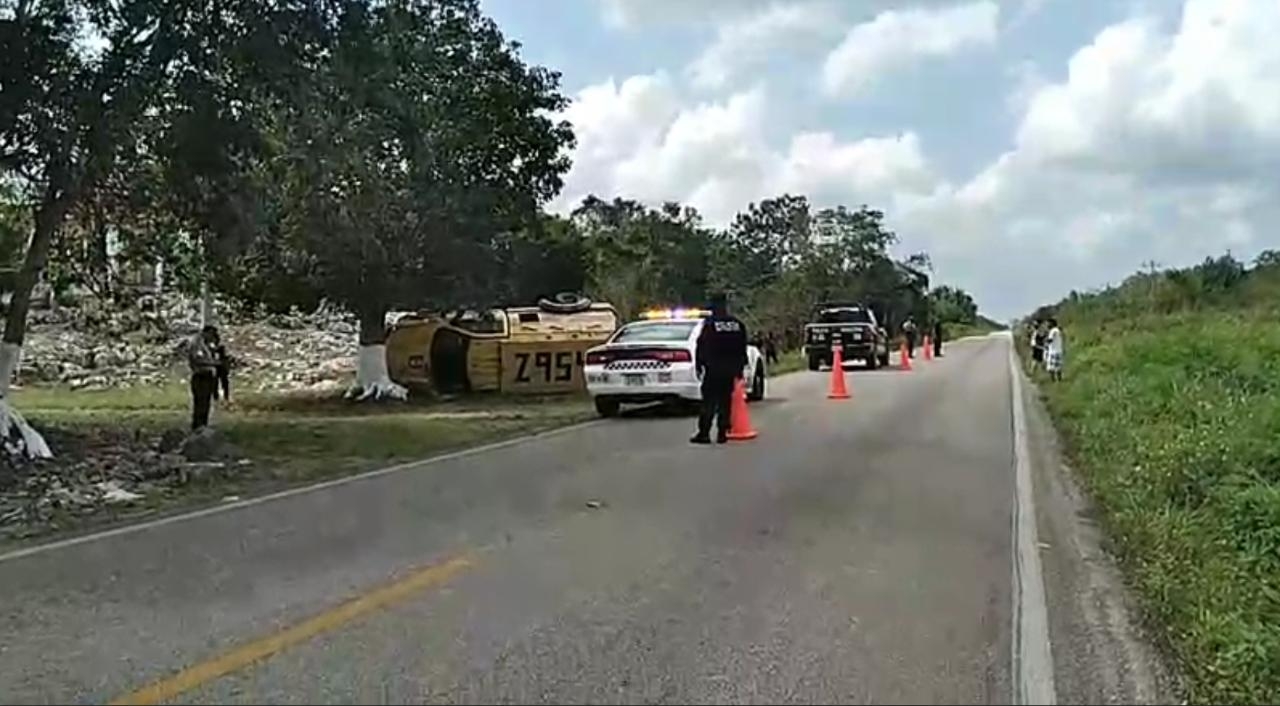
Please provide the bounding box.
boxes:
[0,335,1174,705]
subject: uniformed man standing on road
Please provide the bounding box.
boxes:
[691,293,748,445]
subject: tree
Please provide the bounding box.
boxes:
[574,196,711,319]
[180,0,575,400]
[0,0,228,457]
[1254,250,1280,270]
[929,285,979,325]
[713,194,812,294]
[491,213,586,305]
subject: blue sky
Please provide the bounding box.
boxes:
[479,0,1280,319]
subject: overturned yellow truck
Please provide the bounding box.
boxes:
[385,294,619,394]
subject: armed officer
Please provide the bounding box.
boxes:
[691,293,748,445]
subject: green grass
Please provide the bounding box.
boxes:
[1020,307,1280,704]
[769,351,807,376]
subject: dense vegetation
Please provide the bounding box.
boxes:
[1022,252,1280,704]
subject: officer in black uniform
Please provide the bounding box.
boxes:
[691,293,748,445]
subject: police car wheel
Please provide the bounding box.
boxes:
[594,398,620,418]
[748,366,765,401]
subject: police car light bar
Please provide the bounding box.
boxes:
[639,308,712,320]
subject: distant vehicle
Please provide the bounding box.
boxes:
[803,302,891,370]
[385,293,619,394]
[583,308,766,418]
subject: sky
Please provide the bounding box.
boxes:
[479,0,1280,320]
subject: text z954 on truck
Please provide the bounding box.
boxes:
[803,303,891,371]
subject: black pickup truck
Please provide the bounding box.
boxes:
[803,303,891,370]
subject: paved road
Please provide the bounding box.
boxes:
[0,335,1172,704]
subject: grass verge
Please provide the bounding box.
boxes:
[768,351,807,376]
[1018,310,1280,704]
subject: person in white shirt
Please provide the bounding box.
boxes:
[1044,318,1065,381]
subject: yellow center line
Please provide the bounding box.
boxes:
[110,554,475,706]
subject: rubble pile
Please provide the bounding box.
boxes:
[21,296,360,392]
[0,426,251,540]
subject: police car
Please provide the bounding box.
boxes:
[584,308,767,417]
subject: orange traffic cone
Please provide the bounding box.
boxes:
[923,336,933,361]
[899,341,913,371]
[726,377,759,441]
[828,347,850,400]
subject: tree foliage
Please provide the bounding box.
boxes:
[151,0,575,342]
[491,194,970,348]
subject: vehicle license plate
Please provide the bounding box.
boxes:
[624,374,646,386]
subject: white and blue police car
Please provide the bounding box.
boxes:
[583,308,766,418]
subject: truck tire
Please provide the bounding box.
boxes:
[866,353,879,370]
[808,355,822,371]
[538,292,593,314]
[879,349,891,367]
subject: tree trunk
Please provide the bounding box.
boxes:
[200,280,215,327]
[346,307,407,401]
[0,190,68,459]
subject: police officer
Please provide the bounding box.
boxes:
[187,325,220,431]
[691,293,748,445]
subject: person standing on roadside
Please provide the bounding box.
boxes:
[187,325,220,431]
[765,331,780,366]
[1045,318,1065,382]
[902,317,919,358]
[1031,320,1047,369]
[691,293,748,445]
[932,319,944,358]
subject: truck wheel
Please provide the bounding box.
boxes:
[879,350,891,367]
[594,398,620,418]
[866,353,879,370]
[808,355,822,371]
[748,366,766,401]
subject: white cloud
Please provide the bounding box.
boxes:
[686,3,843,89]
[898,0,1280,317]
[566,0,1280,319]
[778,132,936,209]
[821,1,1000,97]
[1016,0,1280,177]
[596,0,1031,28]
[597,0,817,28]
[554,75,940,226]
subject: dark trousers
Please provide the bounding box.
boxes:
[191,371,217,430]
[215,364,231,400]
[933,337,942,357]
[697,374,735,439]
[907,335,917,357]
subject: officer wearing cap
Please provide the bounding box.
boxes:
[691,292,748,444]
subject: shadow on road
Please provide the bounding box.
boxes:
[611,396,789,420]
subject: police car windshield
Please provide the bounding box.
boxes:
[612,321,698,342]
[817,308,872,324]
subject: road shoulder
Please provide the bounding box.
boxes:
[1017,366,1182,704]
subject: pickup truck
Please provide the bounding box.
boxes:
[803,303,891,370]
